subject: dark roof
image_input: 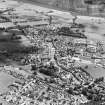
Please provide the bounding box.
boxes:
[57,27,87,38]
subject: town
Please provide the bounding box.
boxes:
[0,0,105,105]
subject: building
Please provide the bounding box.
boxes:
[87,45,97,53]
[73,38,87,45]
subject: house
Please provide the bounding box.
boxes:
[86,40,97,53]
[87,45,97,53]
[73,38,87,45]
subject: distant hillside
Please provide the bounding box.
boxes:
[33,0,86,10]
[32,0,105,17]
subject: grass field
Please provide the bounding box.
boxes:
[0,30,32,51]
[0,72,17,93]
[0,71,18,105]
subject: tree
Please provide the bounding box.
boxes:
[84,65,88,69]
[72,15,78,24]
[87,93,93,100]
[49,16,52,25]
[94,77,104,83]
[82,87,88,96]
[84,0,93,4]
[31,64,37,71]
[66,87,74,94]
